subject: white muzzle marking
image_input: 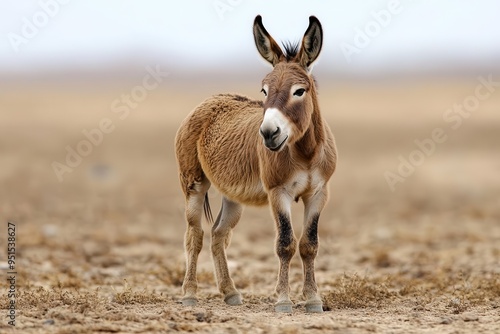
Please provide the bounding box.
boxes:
[260,108,290,151]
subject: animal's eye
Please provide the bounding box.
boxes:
[261,88,267,96]
[293,88,306,97]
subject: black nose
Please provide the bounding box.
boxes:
[260,127,280,141]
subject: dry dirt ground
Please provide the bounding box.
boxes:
[0,80,499,333]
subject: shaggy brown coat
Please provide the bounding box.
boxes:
[175,15,337,313]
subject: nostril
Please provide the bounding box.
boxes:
[259,128,271,140]
[260,127,280,140]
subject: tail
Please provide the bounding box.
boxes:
[203,193,214,225]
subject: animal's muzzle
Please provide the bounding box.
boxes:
[260,126,286,151]
[260,108,289,152]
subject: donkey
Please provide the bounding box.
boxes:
[175,15,337,313]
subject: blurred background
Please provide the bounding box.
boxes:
[0,0,499,294]
[2,0,500,78]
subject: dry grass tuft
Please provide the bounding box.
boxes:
[323,274,396,310]
[113,280,168,304]
[322,272,500,313]
[10,285,105,315]
[445,272,500,313]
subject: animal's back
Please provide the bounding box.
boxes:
[175,93,268,206]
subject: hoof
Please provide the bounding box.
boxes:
[275,301,293,313]
[224,292,243,305]
[181,297,197,306]
[305,300,324,313]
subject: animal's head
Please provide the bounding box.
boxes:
[253,15,323,152]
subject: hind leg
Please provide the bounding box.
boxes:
[181,178,210,306]
[211,197,243,305]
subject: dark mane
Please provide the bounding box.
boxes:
[282,41,300,61]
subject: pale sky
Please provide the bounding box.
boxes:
[0,0,499,74]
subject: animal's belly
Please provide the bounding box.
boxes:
[215,178,268,206]
[198,143,268,206]
[203,164,268,206]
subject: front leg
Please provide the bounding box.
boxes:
[300,185,328,313]
[269,189,297,313]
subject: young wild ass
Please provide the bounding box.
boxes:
[175,15,337,313]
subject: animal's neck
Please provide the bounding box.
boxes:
[292,94,325,162]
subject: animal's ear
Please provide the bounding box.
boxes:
[299,16,323,70]
[253,15,284,67]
